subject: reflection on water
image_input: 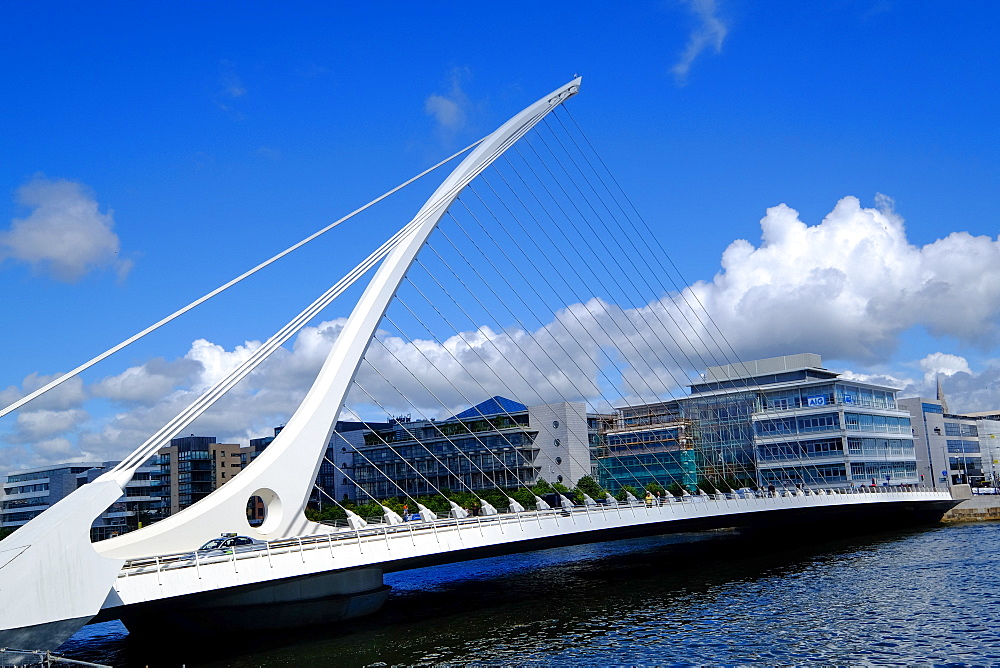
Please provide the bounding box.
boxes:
[58,523,1000,666]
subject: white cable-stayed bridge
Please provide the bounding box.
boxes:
[0,78,957,653]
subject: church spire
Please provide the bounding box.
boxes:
[937,373,950,414]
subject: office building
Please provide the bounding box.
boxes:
[79,459,163,540]
[1,459,162,540]
[961,414,1000,487]
[899,398,994,489]
[598,402,696,494]
[613,353,919,491]
[1,463,102,530]
[333,397,601,501]
[155,436,247,516]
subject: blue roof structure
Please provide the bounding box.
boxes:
[452,396,527,420]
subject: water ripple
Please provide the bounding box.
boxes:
[58,523,1000,667]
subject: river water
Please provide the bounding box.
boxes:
[59,522,1000,667]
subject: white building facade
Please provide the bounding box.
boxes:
[898,398,987,490]
[689,353,919,490]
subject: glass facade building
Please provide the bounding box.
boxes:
[597,422,697,494]
[1,460,162,540]
[155,436,247,516]
[332,397,602,501]
[612,353,919,492]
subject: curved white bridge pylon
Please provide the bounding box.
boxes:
[0,78,581,651]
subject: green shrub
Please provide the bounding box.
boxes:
[616,484,639,503]
[574,475,606,502]
[644,482,665,495]
[531,478,555,496]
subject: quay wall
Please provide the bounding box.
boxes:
[941,487,1000,523]
[942,497,1000,523]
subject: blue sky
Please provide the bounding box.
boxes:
[1,1,999,474]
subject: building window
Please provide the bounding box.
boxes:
[843,413,910,434]
[755,417,796,436]
[947,440,981,454]
[797,413,839,433]
[942,422,977,437]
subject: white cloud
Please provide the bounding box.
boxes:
[841,353,1000,415]
[90,357,200,404]
[186,338,262,391]
[919,352,972,384]
[425,68,472,135]
[10,409,89,443]
[671,0,728,83]
[348,321,604,418]
[0,176,133,282]
[215,60,248,119]
[837,367,914,392]
[7,193,1000,476]
[425,95,463,129]
[15,373,87,411]
[681,195,1000,363]
[29,437,78,462]
[927,364,1000,414]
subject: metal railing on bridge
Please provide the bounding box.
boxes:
[117,485,938,580]
[0,649,110,668]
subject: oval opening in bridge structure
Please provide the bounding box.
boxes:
[246,488,282,533]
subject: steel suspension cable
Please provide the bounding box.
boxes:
[380,277,621,504]
[0,139,485,421]
[375,306,560,503]
[556,107,838,490]
[515,126,762,488]
[347,375,502,514]
[107,216,424,476]
[459,166,737,491]
[432,203,691,495]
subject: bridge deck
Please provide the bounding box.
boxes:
[101,487,954,617]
